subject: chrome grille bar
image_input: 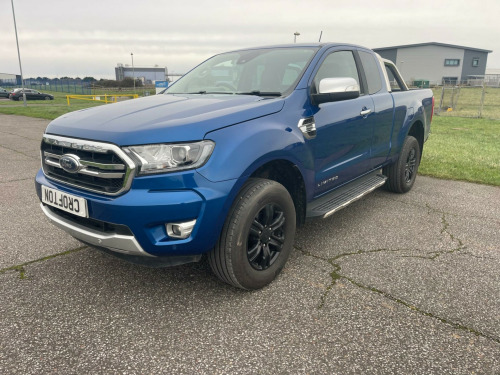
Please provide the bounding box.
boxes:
[41,135,136,196]
[44,152,125,178]
[44,152,125,170]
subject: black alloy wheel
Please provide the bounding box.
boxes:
[208,178,296,290]
[405,147,417,184]
[383,135,421,193]
[248,203,286,270]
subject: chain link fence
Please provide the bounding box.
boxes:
[1,79,91,95]
[28,81,91,95]
[1,80,155,97]
[0,78,19,88]
[433,85,500,120]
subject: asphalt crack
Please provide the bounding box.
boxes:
[296,201,499,344]
[344,276,500,344]
[297,246,499,344]
[296,246,407,309]
[398,212,465,260]
[0,246,87,279]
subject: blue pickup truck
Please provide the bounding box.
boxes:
[35,43,433,289]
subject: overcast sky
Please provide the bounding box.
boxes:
[1,0,499,79]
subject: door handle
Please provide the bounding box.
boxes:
[360,108,372,117]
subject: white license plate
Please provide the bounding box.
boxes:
[41,185,88,218]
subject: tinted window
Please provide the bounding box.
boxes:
[313,51,360,91]
[359,51,382,94]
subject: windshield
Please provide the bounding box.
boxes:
[166,47,318,96]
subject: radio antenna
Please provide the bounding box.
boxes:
[318,31,323,42]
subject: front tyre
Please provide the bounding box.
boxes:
[383,135,421,193]
[208,178,296,290]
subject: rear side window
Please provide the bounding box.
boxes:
[384,63,407,92]
[358,51,382,94]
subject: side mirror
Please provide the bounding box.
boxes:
[311,77,360,106]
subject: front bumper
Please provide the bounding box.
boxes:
[40,203,149,256]
[35,169,237,259]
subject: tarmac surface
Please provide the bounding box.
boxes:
[1,114,499,374]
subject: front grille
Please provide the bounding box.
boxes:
[41,135,136,196]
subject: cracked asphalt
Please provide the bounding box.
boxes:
[1,114,499,374]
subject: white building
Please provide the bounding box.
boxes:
[0,72,20,86]
[115,64,167,84]
[373,42,492,85]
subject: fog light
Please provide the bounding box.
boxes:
[166,219,196,239]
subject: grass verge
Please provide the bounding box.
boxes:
[0,90,106,119]
[420,116,500,186]
[0,102,104,120]
[0,88,146,120]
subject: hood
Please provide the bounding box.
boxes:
[46,94,285,145]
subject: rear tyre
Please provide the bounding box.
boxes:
[383,135,421,193]
[208,178,296,290]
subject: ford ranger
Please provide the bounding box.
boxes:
[35,43,434,289]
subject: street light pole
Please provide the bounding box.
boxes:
[131,52,135,93]
[11,0,26,107]
[294,32,300,43]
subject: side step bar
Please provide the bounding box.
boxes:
[307,172,387,218]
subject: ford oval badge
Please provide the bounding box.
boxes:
[59,154,82,173]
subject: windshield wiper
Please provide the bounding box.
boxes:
[186,91,234,95]
[236,91,282,97]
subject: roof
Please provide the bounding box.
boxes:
[373,42,492,54]
[228,42,370,52]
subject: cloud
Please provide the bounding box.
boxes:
[1,0,498,78]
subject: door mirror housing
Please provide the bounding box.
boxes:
[311,77,360,105]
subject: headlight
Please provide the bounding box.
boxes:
[124,140,214,175]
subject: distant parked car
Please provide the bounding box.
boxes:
[0,87,10,98]
[9,88,54,101]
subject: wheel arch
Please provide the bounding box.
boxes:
[407,120,424,158]
[249,159,307,226]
